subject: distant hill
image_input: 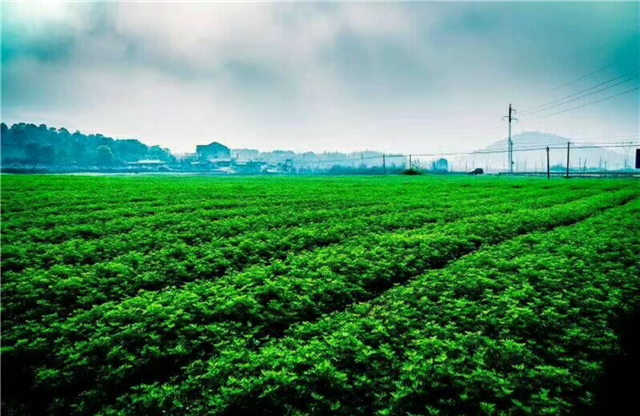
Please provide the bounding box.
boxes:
[473,132,627,171]
[1,122,174,167]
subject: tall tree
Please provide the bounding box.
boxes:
[25,142,41,164]
[96,145,115,166]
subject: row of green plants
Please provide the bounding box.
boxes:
[2,176,638,415]
[1,175,469,216]
[2,185,593,330]
[104,199,640,415]
[3,183,546,246]
[2,186,463,239]
[7,190,635,414]
[1,175,619,219]
[4,176,598,240]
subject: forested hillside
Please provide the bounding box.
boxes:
[0,123,174,166]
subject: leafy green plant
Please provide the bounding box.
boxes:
[1,175,638,415]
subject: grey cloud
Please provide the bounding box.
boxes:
[2,2,638,154]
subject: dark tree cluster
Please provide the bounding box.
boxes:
[0,122,174,167]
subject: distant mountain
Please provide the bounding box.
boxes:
[484,132,565,150]
[473,132,627,171]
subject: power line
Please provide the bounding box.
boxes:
[521,76,637,116]
[561,134,640,140]
[548,59,622,93]
[520,72,636,115]
[312,154,396,165]
[529,86,640,120]
[499,143,636,153]
[312,142,638,167]
[307,129,639,168]
[571,141,639,146]
[465,143,637,156]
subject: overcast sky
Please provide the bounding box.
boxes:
[2,1,639,154]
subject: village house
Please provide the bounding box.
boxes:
[196,142,230,161]
[195,142,231,167]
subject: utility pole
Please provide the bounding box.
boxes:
[409,154,412,169]
[566,142,571,178]
[503,104,517,174]
[621,141,633,170]
[508,105,514,173]
[546,146,550,179]
[382,154,386,174]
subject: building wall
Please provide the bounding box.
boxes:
[197,143,230,160]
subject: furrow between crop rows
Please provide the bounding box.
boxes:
[1,176,460,216]
[8,190,635,415]
[1,188,600,332]
[1,184,583,276]
[3,184,552,246]
[109,198,640,416]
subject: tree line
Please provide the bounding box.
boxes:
[1,122,174,167]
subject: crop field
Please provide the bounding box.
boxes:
[1,175,640,415]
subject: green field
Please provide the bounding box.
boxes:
[2,175,640,415]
